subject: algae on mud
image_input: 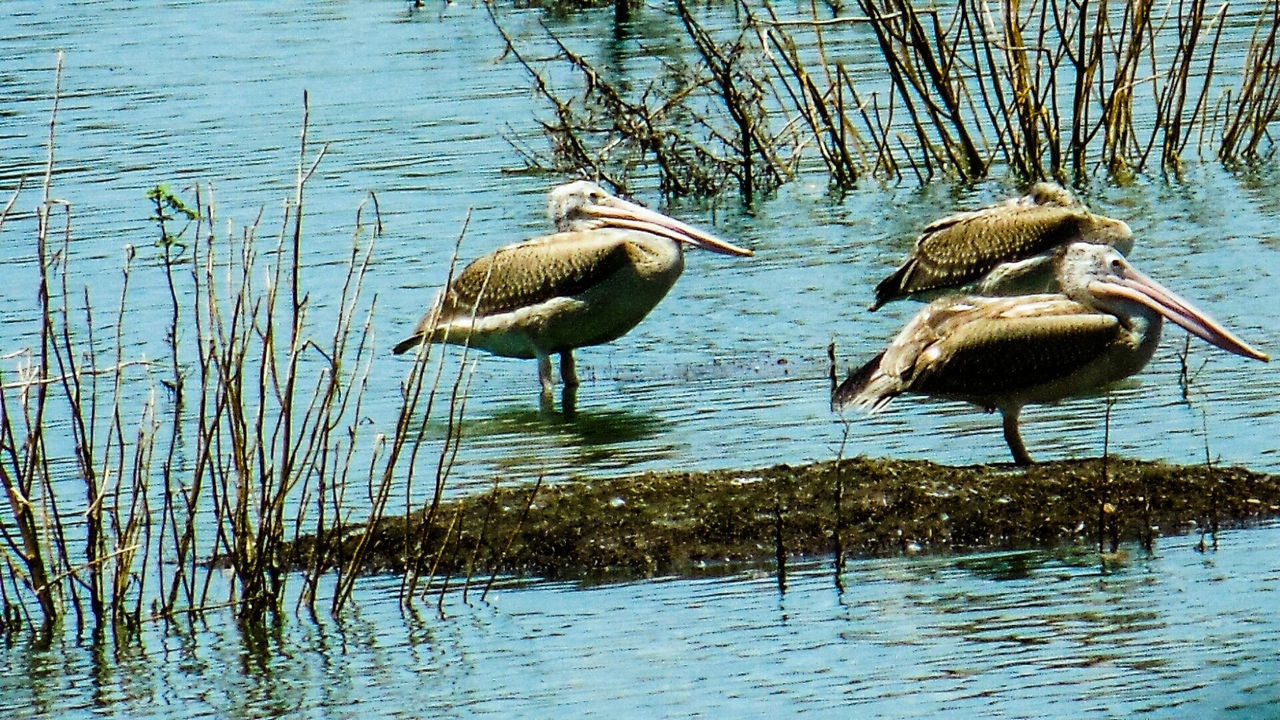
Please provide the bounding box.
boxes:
[283,457,1280,582]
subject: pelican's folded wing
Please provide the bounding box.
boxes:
[907,310,1122,395]
[873,205,1099,309]
[439,232,633,320]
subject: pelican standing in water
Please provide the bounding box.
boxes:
[872,183,1134,310]
[393,181,753,403]
[836,243,1269,465]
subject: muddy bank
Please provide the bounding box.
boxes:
[285,457,1280,582]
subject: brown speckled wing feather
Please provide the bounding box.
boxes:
[439,232,633,320]
[874,205,1093,308]
[905,304,1122,395]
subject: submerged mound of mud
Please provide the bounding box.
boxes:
[285,457,1280,581]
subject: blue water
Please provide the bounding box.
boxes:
[4,523,1279,718]
[2,1,1279,716]
[3,2,1277,493]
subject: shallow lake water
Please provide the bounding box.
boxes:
[2,0,1279,716]
[5,522,1280,718]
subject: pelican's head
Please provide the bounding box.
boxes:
[547,181,612,231]
[545,180,753,257]
[1079,215,1134,254]
[1057,243,1268,362]
[1023,181,1082,209]
[1011,182,1133,253]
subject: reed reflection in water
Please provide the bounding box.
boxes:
[4,524,1278,717]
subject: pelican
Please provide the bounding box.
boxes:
[393,181,753,400]
[836,243,1269,465]
[872,182,1134,310]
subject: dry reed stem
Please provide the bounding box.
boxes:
[1,64,465,632]
[505,0,1280,187]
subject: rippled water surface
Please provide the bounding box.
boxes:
[4,0,1277,490]
[2,0,1279,716]
[5,523,1280,718]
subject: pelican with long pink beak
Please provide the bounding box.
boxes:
[836,242,1269,465]
[394,181,753,400]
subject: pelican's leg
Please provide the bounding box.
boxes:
[560,350,579,388]
[1002,407,1034,466]
[537,353,555,398]
[562,383,578,418]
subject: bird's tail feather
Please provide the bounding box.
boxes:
[831,351,897,413]
[871,259,916,311]
[392,301,448,355]
[392,334,424,355]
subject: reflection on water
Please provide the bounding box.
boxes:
[475,403,666,447]
[4,522,1278,718]
[953,548,1071,582]
[454,400,677,474]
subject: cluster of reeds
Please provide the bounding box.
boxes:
[505,0,1280,193]
[813,0,1278,181]
[490,0,799,201]
[0,61,473,638]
